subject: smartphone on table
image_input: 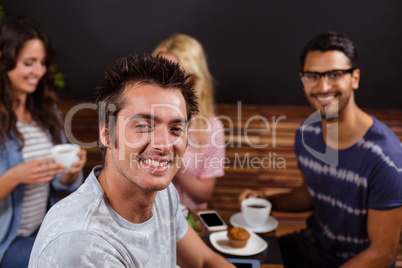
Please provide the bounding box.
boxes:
[197,210,228,232]
[226,258,260,268]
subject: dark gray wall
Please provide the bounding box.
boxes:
[3,0,402,109]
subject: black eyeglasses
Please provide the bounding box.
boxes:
[299,68,356,87]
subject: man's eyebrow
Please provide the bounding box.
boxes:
[170,118,188,125]
[129,114,187,125]
[129,114,154,121]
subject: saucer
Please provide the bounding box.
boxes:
[209,230,268,256]
[229,212,278,233]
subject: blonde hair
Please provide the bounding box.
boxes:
[153,33,216,146]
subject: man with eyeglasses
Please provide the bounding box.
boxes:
[240,32,402,267]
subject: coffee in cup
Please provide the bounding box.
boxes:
[241,197,271,227]
[51,144,81,173]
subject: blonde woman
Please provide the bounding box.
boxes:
[153,34,225,209]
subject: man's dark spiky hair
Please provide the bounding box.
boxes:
[96,53,199,125]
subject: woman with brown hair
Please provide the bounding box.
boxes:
[0,16,86,267]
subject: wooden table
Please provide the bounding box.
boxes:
[192,209,284,268]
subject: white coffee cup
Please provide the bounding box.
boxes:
[241,197,272,227]
[51,144,81,173]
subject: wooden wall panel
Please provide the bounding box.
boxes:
[59,100,402,216]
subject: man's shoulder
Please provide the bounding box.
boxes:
[29,230,119,268]
[30,176,110,266]
[39,175,105,239]
[369,116,401,144]
[347,115,402,180]
[51,174,102,212]
[360,115,402,160]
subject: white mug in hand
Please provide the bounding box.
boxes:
[51,144,81,173]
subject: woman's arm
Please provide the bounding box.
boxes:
[175,117,225,204]
[0,158,64,201]
[174,167,217,203]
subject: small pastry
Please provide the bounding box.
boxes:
[227,227,250,248]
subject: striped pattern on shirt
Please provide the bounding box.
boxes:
[16,121,52,237]
[294,115,402,261]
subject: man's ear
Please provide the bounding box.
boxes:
[352,68,360,90]
[99,124,110,148]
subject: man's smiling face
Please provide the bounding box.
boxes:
[102,83,188,192]
[302,50,360,119]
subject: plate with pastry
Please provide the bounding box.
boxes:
[209,227,268,256]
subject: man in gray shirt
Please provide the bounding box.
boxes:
[29,54,234,268]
